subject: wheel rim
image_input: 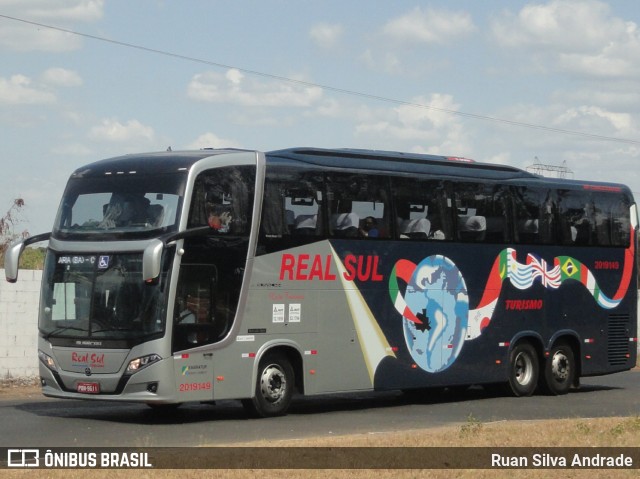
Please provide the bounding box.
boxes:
[514,351,533,386]
[259,363,287,404]
[551,350,570,381]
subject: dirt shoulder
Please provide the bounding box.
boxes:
[0,377,42,400]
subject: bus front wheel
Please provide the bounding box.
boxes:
[541,343,575,395]
[507,343,539,397]
[243,353,294,418]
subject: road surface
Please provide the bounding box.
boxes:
[1,370,638,447]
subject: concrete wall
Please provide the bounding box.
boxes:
[0,269,638,379]
[0,269,41,378]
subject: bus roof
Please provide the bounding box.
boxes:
[69,149,251,178]
[69,147,631,195]
[266,147,536,181]
[266,147,631,194]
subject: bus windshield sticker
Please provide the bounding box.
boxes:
[98,255,110,269]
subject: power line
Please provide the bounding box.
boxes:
[2,13,640,147]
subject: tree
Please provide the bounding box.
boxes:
[0,198,29,266]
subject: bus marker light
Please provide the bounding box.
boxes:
[304,350,318,355]
[391,346,399,352]
[630,338,638,342]
[584,339,595,344]
[498,342,509,347]
[411,364,417,369]
[585,355,592,360]
[309,370,316,375]
[495,360,501,365]
[181,354,190,359]
[216,376,225,382]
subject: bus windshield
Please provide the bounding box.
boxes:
[53,173,187,240]
[39,251,171,341]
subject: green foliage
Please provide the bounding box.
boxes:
[459,413,483,437]
[19,247,46,270]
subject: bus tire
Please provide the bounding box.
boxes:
[507,343,539,397]
[541,342,575,395]
[243,353,294,418]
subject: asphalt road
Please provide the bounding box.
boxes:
[1,370,639,447]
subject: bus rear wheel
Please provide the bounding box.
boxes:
[507,343,539,397]
[541,343,575,395]
[242,353,294,418]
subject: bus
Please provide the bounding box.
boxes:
[5,147,638,417]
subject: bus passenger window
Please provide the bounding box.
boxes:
[391,178,451,240]
[259,167,323,248]
[454,182,508,243]
[609,198,631,246]
[188,166,255,235]
[327,173,389,239]
[172,264,232,351]
[512,187,555,244]
[558,190,594,245]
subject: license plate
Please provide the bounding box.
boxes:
[77,382,100,394]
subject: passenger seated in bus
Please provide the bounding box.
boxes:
[331,212,360,237]
[147,204,164,227]
[294,214,318,235]
[458,215,486,241]
[359,216,379,238]
[99,193,150,229]
[399,218,430,239]
[207,204,232,232]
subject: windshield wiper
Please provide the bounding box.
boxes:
[43,326,88,339]
[91,326,136,334]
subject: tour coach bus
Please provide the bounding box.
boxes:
[5,147,638,417]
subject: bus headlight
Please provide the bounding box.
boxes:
[126,354,161,375]
[38,350,57,371]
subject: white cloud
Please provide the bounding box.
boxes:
[0,74,56,105]
[359,49,403,75]
[187,68,323,107]
[0,0,104,52]
[355,94,471,155]
[88,118,155,143]
[309,23,343,49]
[41,67,83,87]
[491,0,640,79]
[553,106,635,137]
[382,6,476,45]
[186,133,242,150]
[26,0,105,22]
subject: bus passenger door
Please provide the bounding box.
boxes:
[172,263,220,401]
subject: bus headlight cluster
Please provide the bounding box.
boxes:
[126,354,161,374]
[38,350,57,371]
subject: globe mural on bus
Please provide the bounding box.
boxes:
[389,238,635,373]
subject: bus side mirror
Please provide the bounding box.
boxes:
[142,239,164,283]
[4,241,25,283]
[4,232,51,283]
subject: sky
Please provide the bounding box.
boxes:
[1,0,640,236]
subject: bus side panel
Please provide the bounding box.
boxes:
[244,241,384,395]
